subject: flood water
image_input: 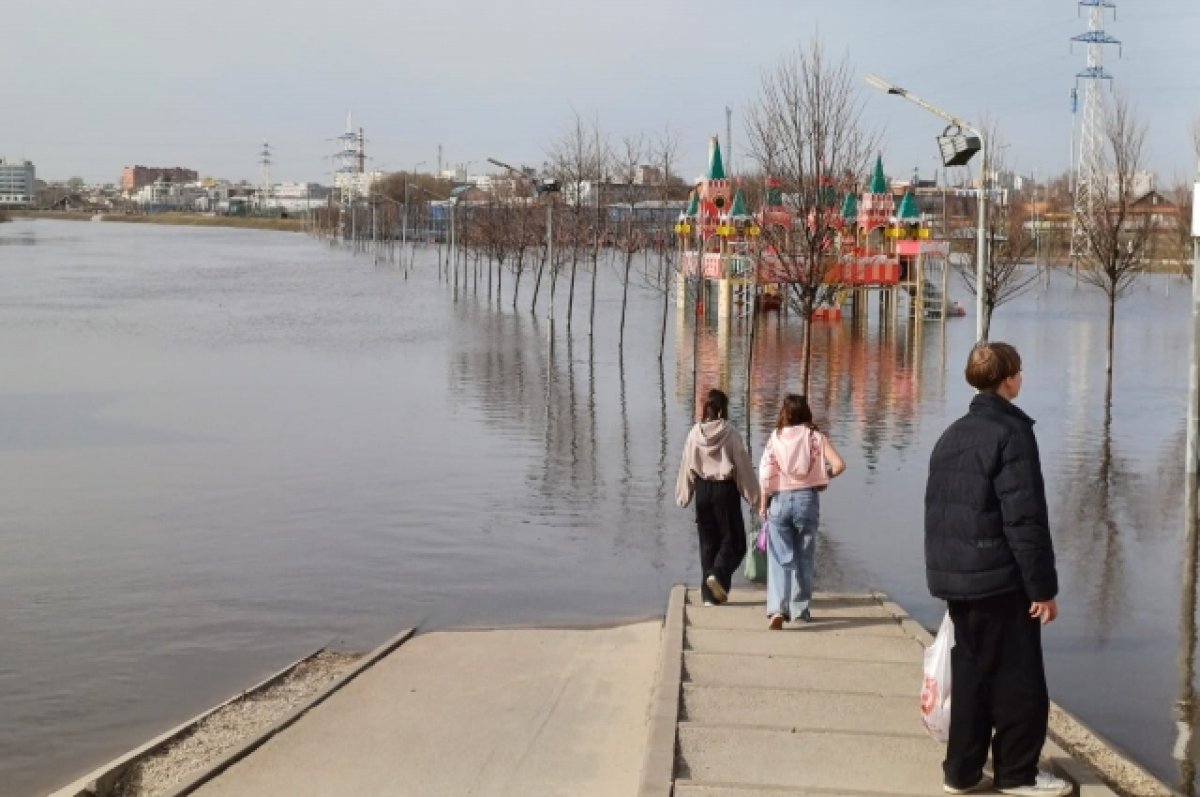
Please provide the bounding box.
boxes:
[1,218,1196,795]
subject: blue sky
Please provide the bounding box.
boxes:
[5,0,1197,186]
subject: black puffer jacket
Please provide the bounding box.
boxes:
[925,391,1058,602]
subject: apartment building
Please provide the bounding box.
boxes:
[120,165,198,193]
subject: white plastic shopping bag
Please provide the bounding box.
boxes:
[919,611,954,742]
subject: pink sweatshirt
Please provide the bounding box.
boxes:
[758,425,829,495]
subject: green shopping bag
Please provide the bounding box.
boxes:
[743,518,767,584]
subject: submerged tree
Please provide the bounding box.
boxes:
[744,37,877,391]
[1074,95,1151,405]
[547,113,609,335]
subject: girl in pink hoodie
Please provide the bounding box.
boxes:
[757,394,845,628]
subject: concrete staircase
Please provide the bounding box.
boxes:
[637,586,1120,796]
[672,588,944,796]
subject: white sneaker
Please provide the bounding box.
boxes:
[998,771,1072,796]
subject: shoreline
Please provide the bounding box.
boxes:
[11,211,307,233]
[47,593,1174,797]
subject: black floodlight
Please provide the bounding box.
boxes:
[937,125,982,167]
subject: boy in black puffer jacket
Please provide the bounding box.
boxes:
[925,342,1069,797]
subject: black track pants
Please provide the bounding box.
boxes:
[943,590,1049,790]
[694,479,747,602]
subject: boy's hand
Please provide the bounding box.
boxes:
[1029,599,1058,625]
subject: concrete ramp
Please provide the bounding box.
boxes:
[192,622,661,797]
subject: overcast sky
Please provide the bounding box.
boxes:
[5,0,1197,186]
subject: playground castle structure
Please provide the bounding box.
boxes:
[674,136,952,333]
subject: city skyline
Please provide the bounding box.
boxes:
[5,0,1197,186]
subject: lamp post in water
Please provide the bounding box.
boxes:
[865,74,989,342]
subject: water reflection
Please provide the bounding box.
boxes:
[0,231,37,246]
[1177,468,1199,795]
[1056,408,1132,640]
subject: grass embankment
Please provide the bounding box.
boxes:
[12,210,305,233]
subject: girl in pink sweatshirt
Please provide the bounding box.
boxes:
[757,394,845,628]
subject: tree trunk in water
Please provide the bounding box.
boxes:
[1105,291,1116,409]
[658,250,669,362]
[513,270,521,309]
[799,295,815,394]
[619,252,633,351]
[567,253,578,331]
[589,245,600,339]
[982,301,993,342]
[530,251,546,313]
[744,283,759,451]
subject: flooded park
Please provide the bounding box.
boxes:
[0,217,1197,794]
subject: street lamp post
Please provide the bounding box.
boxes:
[866,74,989,341]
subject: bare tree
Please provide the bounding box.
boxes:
[1074,95,1151,405]
[547,113,608,333]
[954,127,1041,339]
[743,38,877,391]
[612,134,646,352]
[649,127,682,361]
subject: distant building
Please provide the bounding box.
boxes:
[334,170,382,201]
[0,158,36,207]
[132,176,202,211]
[121,165,199,193]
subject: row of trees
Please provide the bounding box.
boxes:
[345,37,1194,403]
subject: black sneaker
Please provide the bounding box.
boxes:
[944,774,992,794]
[704,574,728,604]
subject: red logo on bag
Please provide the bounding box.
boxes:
[919,676,938,716]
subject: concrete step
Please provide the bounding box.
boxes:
[676,723,945,795]
[685,627,923,661]
[683,652,922,697]
[685,603,905,637]
[674,781,921,797]
[681,684,925,737]
[683,589,883,607]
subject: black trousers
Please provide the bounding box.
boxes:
[694,479,747,602]
[944,590,1049,790]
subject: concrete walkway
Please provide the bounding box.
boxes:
[192,622,661,797]
[650,587,1119,797]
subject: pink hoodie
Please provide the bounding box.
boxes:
[759,425,829,495]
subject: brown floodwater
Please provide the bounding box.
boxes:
[0,218,1196,795]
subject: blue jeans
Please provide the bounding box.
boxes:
[766,488,819,619]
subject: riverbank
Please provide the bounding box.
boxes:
[49,590,1172,797]
[12,210,305,232]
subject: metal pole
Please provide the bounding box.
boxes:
[976,136,988,341]
[401,183,408,256]
[1186,161,1200,489]
[547,199,554,326]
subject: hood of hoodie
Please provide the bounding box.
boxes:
[692,419,733,454]
[768,425,821,481]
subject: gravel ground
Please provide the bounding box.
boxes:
[1049,704,1179,797]
[110,651,360,797]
